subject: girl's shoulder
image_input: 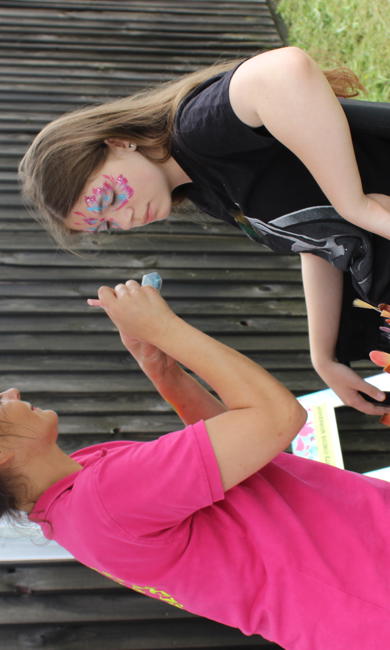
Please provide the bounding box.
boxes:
[173,62,273,160]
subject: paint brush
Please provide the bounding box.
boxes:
[378,303,390,318]
[353,299,390,318]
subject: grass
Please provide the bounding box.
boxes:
[276,0,390,102]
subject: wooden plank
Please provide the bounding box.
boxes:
[0,333,310,353]
[0,282,304,300]
[0,620,267,650]
[0,591,191,624]
[0,369,325,398]
[0,265,301,281]
[0,315,309,334]
[0,230,270,251]
[0,563,115,593]
[0,252,300,271]
[0,296,306,315]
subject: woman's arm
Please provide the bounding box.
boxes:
[300,253,389,415]
[229,47,390,239]
[87,296,226,423]
[118,336,227,424]
[95,281,306,490]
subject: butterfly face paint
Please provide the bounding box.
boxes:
[72,174,134,231]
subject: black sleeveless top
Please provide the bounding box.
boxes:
[172,67,390,362]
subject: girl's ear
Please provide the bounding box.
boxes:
[104,138,134,153]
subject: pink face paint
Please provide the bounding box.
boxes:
[112,175,134,211]
[73,212,122,232]
[73,175,134,231]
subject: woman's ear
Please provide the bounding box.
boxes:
[0,449,14,468]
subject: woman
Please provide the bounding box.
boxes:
[18,46,390,415]
[1,279,390,650]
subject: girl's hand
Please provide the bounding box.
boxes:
[316,359,390,416]
[88,280,177,348]
[370,351,390,426]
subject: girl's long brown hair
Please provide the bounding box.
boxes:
[18,51,364,248]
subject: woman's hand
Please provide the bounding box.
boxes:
[88,280,178,378]
[88,281,226,423]
[89,280,176,341]
[119,337,178,381]
[316,358,390,416]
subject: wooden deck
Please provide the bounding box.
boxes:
[0,1,389,648]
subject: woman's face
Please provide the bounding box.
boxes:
[65,140,173,233]
[0,388,59,463]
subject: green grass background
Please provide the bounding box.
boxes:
[276,0,390,102]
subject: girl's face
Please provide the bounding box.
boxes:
[0,388,59,464]
[65,140,174,233]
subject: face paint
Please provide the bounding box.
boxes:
[72,174,134,231]
[112,175,134,210]
[72,213,123,231]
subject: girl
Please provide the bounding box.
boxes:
[1,279,390,650]
[18,46,390,415]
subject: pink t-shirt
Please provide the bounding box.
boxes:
[30,420,390,649]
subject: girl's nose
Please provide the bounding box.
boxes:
[1,387,20,401]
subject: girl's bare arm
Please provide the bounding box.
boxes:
[229,47,390,239]
[300,253,389,415]
[96,281,306,491]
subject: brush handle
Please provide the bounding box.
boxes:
[141,272,162,291]
[352,298,379,312]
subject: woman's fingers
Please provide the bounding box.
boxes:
[114,282,128,296]
[125,279,140,290]
[87,298,101,307]
[97,285,117,302]
[88,281,140,306]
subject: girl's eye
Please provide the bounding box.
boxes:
[99,192,115,210]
